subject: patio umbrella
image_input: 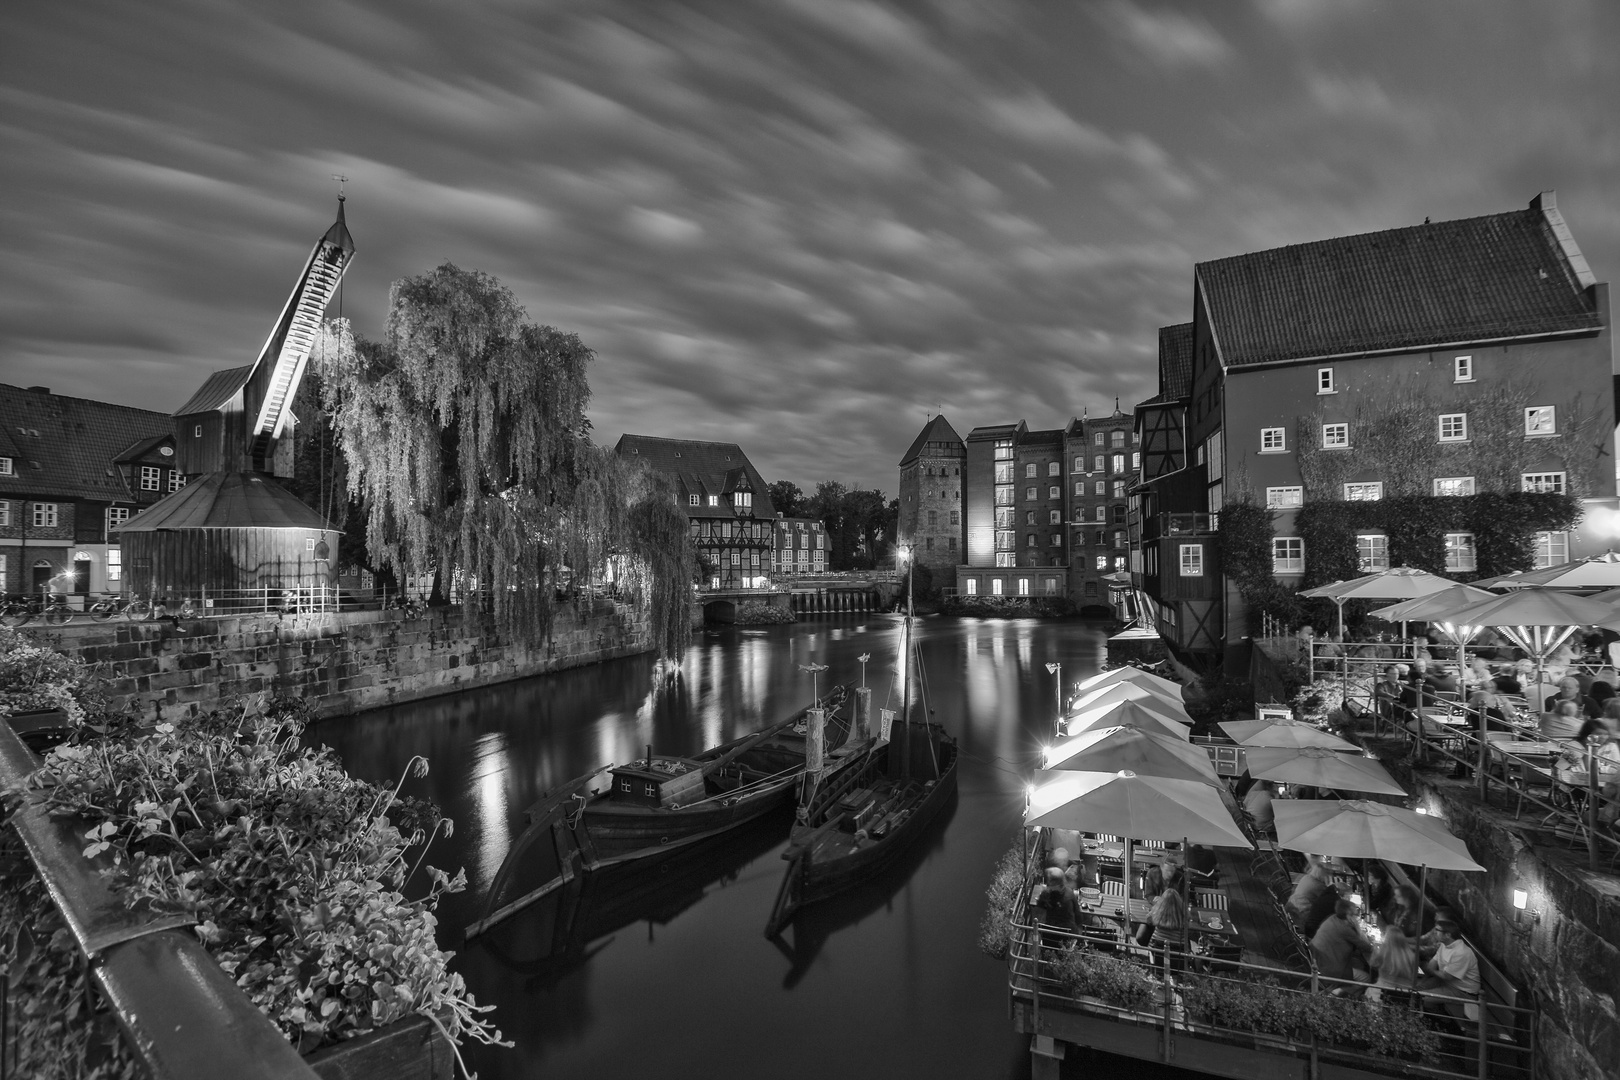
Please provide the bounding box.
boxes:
[1469,569,1529,589]
[1220,718,1358,751]
[1496,550,1620,590]
[1369,583,1498,665]
[1299,566,1459,637]
[1066,698,1192,742]
[1244,746,1407,797]
[1075,665,1183,700]
[1044,725,1222,788]
[1438,589,1620,692]
[1070,679,1183,718]
[1272,799,1483,872]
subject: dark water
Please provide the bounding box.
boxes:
[309,614,1182,1080]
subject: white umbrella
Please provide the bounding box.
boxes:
[1066,698,1192,742]
[1075,665,1183,700]
[1044,725,1223,788]
[1493,550,1620,591]
[1070,679,1183,718]
[1220,718,1358,751]
[1244,746,1407,797]
[1273,799,1483,872]
[1300,567,1459,637]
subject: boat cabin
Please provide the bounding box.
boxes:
[611,757,706,808]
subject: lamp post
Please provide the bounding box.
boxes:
[1045,661,1063,738]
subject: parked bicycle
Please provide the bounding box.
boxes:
[1,593,76,626]
[88,594,153,621]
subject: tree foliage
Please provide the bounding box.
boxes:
[767,480,806,518]
[799,480,896,570]
[314,264,692,656]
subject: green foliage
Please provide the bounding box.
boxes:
[1178,974,1440,1061]
[977,837,1025,960]
[941,595,1075,618]
[1182,671,1256,734]
[1052,949,1159,1012]
[314,267,693,657]
[767,480,806,518]
[1,694,502,1077]
[0,624,116,728]
[804,481,896,570]
[731,602,797,626]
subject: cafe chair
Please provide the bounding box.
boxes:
[1102,879,1126,897]
[1193,888,1227,911]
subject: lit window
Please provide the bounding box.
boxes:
[106,548,121,581]
[1272,537,1305,574]
[140,466,162,490]
[1180,544,1203,576]
[1444,532,1477,572]
[1522,472,1566,494]
[1344,482,1383,501]
[32,502,58,528]
[0,502,9,527]
[0,457,12,475]
[995,462,1014,483]
[1112,454,1125,473]
[735,491,751,508]
[996,530,1016,550]
[1045,577,1059,595]
[1265,486,1302,509]
[1533,532,1569,568]
[994,439,1014,460]
[1047,461,1060,476]
[995,486,1014,506]
[1132,452,1140,470]
[1094,506,1106,522]
[106,507,130,530]
[1438,413,1467,442]
[1356,534,1389,572]
[1112,481,1126,499]
[168,471,186,493]
[1454,356,1473,382]
[1260,428,1287,452]
[708,495,719,506]
[1025,487,1037,501]
[1114,556,1127,570]
[1018,578,1030,596]
[1049,510,1061,525]
[992,578,1004,595]
[1096,556,1108,570]
[965,578,977,595]
[1433,477,1475,496]
[995,552,1014,567]
[1321,424,1349,449]
[1110,431,1124,448]
[1317,368,1336,394]
[1074,482,1084,496]
[1073,456,1084,472]
[1113,531,1125,549]
[1025,463,1037,478]
[1524,407,1556,437]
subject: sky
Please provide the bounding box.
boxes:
[2,1,1617,495]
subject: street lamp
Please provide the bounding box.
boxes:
[1045,661,1062,737]
[857,653,871,688]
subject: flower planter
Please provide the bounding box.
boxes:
[305,1014,453,1080]
[3,707,72,750]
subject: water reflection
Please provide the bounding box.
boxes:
[309,615,1175,1080]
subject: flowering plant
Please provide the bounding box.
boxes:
[1290,679,1346,718]
[0,624,104,727]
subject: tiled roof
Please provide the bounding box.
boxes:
[1020,428,1064,448]
[1197,197,1603,368]
[614,434,776,519]
[897,414,963,465]
[966,421,1026,441]
[0,385,173,501]
[1158,323,1194,400]
[116,471,331,531]
[174,365,252,416]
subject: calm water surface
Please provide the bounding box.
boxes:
[310,614,1191,1080]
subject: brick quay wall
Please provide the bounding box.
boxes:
[25,601,653,721]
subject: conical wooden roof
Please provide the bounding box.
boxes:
[113,472,332,531]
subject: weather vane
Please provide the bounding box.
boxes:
[332,173,349,201]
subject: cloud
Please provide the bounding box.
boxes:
[1094,1,1234,69]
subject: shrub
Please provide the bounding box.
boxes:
[1179,974,1440,1061]
[732,602,796,626]
[0,624,114,728]
[941,595,1074,618]
[1052,949,1159,1012]
[977,837,1026,960]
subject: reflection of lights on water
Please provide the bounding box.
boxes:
[469,732,510,891]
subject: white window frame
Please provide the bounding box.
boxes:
[1074,482,1084,497]
[1317,367,1336,394]
[1047,461,1060,476]
[1438,413,1468,442]
[168,471,186,493]
[1321,423,1349,449]
[1025,463,1037,478]
[0,502,9,527]
[991,577,1004,595]
[1433,477,1475,496]
[689,494,699,506]
[1521,472,1566,495]
[106,548,121,582]
[1025,486,1036,501]
[1073,456,1084,473]
[1533,531,1569,569]
[1453,355,1473,382]
[140,465,162,491]
[31,502,58,528]
[1272,537,1305,575]
[1049,510,1061,525]
[1524,406,1556,437]
[1179,543,1204,577]
[0,457,12,476]
[1343,482,1383,501]
[1018,578,1031,596]
[965,578,978,595]
[1356,533,1389,572]
[1048,485,1060,499]
[1444,532,1477,573]
[1112,454,1125,473]
[1265,486,1303,509]
[106,506,130,530]
[1259,427,1287,453]
[707,495,719,506]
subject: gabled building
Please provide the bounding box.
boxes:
[615,435,776,589]
[0,385,176,598]
[896,413,965,573]
[1133,191,1616,667]
[771,516,827,576]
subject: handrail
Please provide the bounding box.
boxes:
[1,719,318,1080]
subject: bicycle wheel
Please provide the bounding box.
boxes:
[43,606,73,626]
[90,600,116,622]
[1,603,32,627]
[125,600,150,621]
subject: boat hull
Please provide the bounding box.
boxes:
[577,770,801,867]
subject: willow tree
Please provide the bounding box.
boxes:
[313,264,692,657]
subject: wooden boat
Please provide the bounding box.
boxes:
[765,583,957,938]
[469,686,849,938]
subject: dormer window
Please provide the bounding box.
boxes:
[140,466,162,490]
[735,492,752,508]
[0,457,12,476]
[708,495,719,506]
[689,494,699,506]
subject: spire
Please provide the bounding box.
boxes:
[322,191,355,255]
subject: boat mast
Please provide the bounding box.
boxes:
[902,546,913,779]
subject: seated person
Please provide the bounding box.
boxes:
[1417,915,1481,1022]
[1071,853,1101,889]
[1286,859,1333,931]
[1545,677,1599,720]
[1363,861,1393,919]
[1367,925,1419,1002]
[1543,699,1587,741]
[1184,844,1219,882]
[1139,863,1165,902]
[1466,690,1515,735]
[1382,884,1423,938]
[1243,779,1276,833]
[1491,671,1523,697]
[1311,898,1373,985]
[1424,664,1462,698]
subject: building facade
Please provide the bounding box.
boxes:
[771,516,827,576]
[614,435,776,589]
[895,414,965,574]
[0,385,177,600]
[1133,191,1617,667]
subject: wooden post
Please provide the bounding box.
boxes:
[806,708,826,777]
[854,687,871,742]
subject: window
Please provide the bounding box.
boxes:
[1045,577,1059,595]
[995,485,1014,506]
[1074,456,1084,472]
[996,530,1015,550]
[928,510,938,526]
[750,550,761,566]
[1444,532,1477,572]
[995,552,1014,567]
[965,578,977,595]
[1047,461,1060,476]
[106,548,121,582]
[1048,485,1060,499]
[925,537,934,551]
[996,507,1016,528]
[994,439,1013,460]
[1454,355,1473,382]
[1317,367,1336,394]
[1260,428,1287,453]
[729,551,740,566]
[1113,531,1125,550]
[1093,433,1104,447]
[734,491,751,508]
[948,537,956,550]
[1026,533,1037,548]
[1074,482,1084,497]
[1025,463,1037,478]
[1049,510,1061,525]
[1180,544,1204,576]
[1022,486,1034,501]
[31,502,58,528]
[0,457,12,475]
[1321,423,1349,449]
[1111,431,1125,448]
[1438,413,1467,442]
[1356,533,1389,572]
[1533,531,1569,568]
[1433,477,1475,496]
[708,495,719,506]
[1524,406,1556,437]
[106,506,130,530]
[1112,505,1126,524]
[1026,511,1036,525]
[1112,481,1126,499]
[1522,472,1566,494]
[1205,431,1223,481]
[1093,455,1104,472]
[1272,537,1305,574]
[1114,556,1127,571]
[689,494,699,506]
[1344,482,1383,501]
[949,510,959,525]
[992,577,1004,595]
[1094,530,1104,546]
[1051,532,1062,546]
[1094,506,1106,522]
[1132,452,1140,470]
[1018,578,1030,596]
[995,462,1014,483]
[1112,454,1125,473]
[168,471,185,492]
[1095,556,1108,570]
[1265,486,1303,509]
[140,466,162,491]
[1094,481,1105,496]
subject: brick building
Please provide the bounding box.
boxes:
[895,414,965,573]
[771,516,827,576]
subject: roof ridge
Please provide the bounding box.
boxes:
[1195,205,1540,270]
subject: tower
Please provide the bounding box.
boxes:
[897,415,965,573]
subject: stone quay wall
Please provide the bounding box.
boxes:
[1390,762,1619,1080]
[25,601,653,720]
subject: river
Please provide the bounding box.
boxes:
[309,613,1190,1080]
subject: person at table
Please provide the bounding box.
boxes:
[1139,862,1165,902]
[1035,866,1081,947]
[1243,779,1276,835]
[1367,924,1420,1003]
[1312,898,1373,986]
[1591,680,1617,716]
[1373,666,1405,722]
[1286,858,1333,930]
[1545,676,1598,719]
[1184,844,1218,884]
[1417,915,1481,1023]
[1466,689,1515,735]
[1141,884,1194,971]
[1382,884,1423,938]
[1423,662,1461,699]
[1363,862,1393,920]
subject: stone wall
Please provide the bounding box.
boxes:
[26,601,653,720]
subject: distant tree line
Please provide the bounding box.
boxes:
[768,480,897,572]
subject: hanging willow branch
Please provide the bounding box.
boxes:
[311,265,693,656]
